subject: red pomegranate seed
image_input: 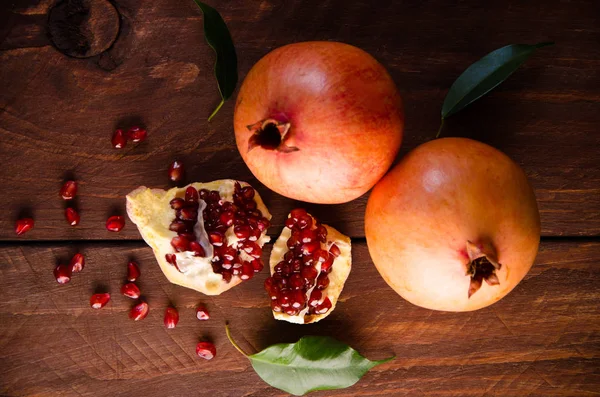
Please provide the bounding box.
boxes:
[171,236,190,252]
[271,300,283,312]
[256,217,270,232]
[248,227,261,242]
[308,289,322,307]
[299,229,317,243]
[170,198,185,209]
[169,220,188,233]
[279,290,292,308]
[251,258,264,273]
[208,231,224,246]
[316,274,330,290]
[285,217,296,229]
[242,241,262,258]
[165,254,182,272]
[189,241,206,257]
[329,244,341,257]
[121,282,141,299]
[65,207,80,226]
[179,207,198,221]
[219,211,234,227]
[198,189,209,200]
[127,261,140,282]
[208,190,220,202]
[313,249,329,264]
[290,208,307,221]
[321,253,334,273]
[291,290,306,309]
[164,307,179,329]
[129,301,149,321]
[289,273,304,289]
[70,253,85,273]
[169,160,184,183]
[316,225,328,242]
[301,241,320,256]
[90,293,110,309]
[286,235,300,250]
[111,129,127,149]
[185,186,199,203]
[15,218,34,236]
[196,341,216,360]
[106,215,125,232]
[196,305,210,320]
[221,270,232,283]
[54,264,71,284]
[60,180,77,200]
[315,297,332,314]
[126,126,147,143]
[301,265,318,281]
[297,214,313,230]
[234,225,250,239]
[240,262,254,280]
[292,259,302,272]
[241,186,255,200]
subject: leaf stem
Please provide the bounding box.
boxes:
[436,118,445,138]
[208,99,224,122]
[225,322,249,357]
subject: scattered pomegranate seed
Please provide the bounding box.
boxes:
[15,218,34,236]
[106,215,125,232]
[121,283,141,299]
[54,264,71,284]
[196,341,216,360]
[127,261,140,282]
[195,305,209,320]
[65,207,80,226]
[329,244,341,257]
[60,180,77,200]
[164,307,179,329]
[70,253,85,272]
[127,126,147,143]
[112,129,127,149]
[90,293,110,309]
[129,301,149,321]
[169,160,185,183]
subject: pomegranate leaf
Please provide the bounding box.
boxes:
[193,1,238,121]
[441,42,553,119]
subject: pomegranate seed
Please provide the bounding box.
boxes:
[178,232,196,241]
[169,160,184,183]
[287,236,301,250]
[248,228,261,242]
[179,207,198,221]
[297,214,313,230]
[164,307,179,329]
[199,189,209,200]
[289,273,304,290]
[321,253,334,273]
[234,225,250,239]
[285,217,296,229]
[126,126,147,143]
[316,225,328,242]
[15,218,34,236]
[222,270,232,283]
[196,341,216,360]
[241,186,255,200]
[165,254,183,272]
[251,258,264,273]
[275,262,291,276]
[65,207,80,226]
[299,229,317,243]
[90,293,110,309]
[111,129,127,149]
[290,208,307,221]
[171,236,190,252]
[316,274,330,290]
[301,241,320,256]
[170,198,185,210]
[106,215,125,232]
[284,251,295,262]
[189,241,206,257]
[308,290,322,307]
[54,264,71,284]
[60,180,77,200]
[208,190,220,202]
[271,300,283,312]
[242,241,262,258]
[169,220,188,233]
[245,200,257,211]
[185,186,199,203]
[279,290,292,308]
[196,305,210,320]
[240,262,254,280]
[127,261,140,282]
[315,297,332,314]
[219,211,234,227]
[292,259,302,272]
[121,282,141,299]
[301,265,318,281]
[329,244,341,257]
[129,301,149,321]
[222,246,237,261]
[69,253,85,273]
[257,217,270,232]
[291,290,306,309]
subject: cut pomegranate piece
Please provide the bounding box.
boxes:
[65,207,80,226]
[112,129,127,149]
[164,307,179,329]
[265,209,351,324]
[169,160,185,183]
[15,218,34,236]
[106,215,125,232]
[127,261,141,281]
[126,126,147,143]
[196,341,216,360]
[121,283,141,299]
[90,293,110,309]
[60,180,77,200]
[196,305,210,320]
[129,301,149,321]
[54,264,72,284]
[70,253,85,273]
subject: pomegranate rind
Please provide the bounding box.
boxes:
[126,180,271,295]
[270,220,351,324]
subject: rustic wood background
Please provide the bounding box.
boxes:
[1,0,599,396]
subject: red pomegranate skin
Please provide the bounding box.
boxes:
[234,41,403,204]
[365,138,541,312]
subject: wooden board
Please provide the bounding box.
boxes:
[0,240,598,396]
[1,0,599,240]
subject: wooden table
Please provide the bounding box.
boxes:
[1,0,599,395]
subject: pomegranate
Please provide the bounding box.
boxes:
[365,138,541,312]
[126,180,271,295]
[90,293,110,309]
[196,341,216,360]
[234,41,403,204]
[265,209,351,324]
[164,307,179,329]
[60,180,77,200]
[15,218,34,235]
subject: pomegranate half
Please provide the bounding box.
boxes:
[266,209,351,324]
[234,41,404,204]
[127,180,271,295]
[365,138,541,311]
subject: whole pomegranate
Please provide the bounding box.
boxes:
[365,138,540,311]
[234,41,404,204]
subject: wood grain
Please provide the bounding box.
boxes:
[0,240,598,396]
[1,0,599,240]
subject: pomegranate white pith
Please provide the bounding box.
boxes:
[267,210,351,324]
[126,180,271,295]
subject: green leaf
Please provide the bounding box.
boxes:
[441,42,553,119]
[193,1,238,121]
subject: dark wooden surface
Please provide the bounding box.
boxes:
[0,0,599,396]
